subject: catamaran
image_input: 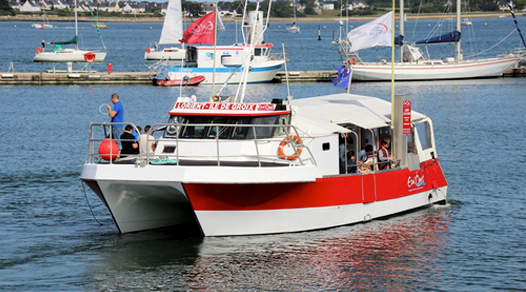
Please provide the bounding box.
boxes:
[333,0,524,81]
[34,0,107,62]
[144,0,185,61]
[80,2,448,236]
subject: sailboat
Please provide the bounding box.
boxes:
[333,0,523,81]
[34,0,107,62]
[31,9,54,29]
[286,0,300,33]
[144,0,185,61]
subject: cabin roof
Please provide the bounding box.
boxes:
[291,93,427,133]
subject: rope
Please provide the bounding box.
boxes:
[81,180,103,226]
[99,103,109,115]
[464,29,517,58]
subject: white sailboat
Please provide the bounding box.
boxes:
[333,0,522,81]
[144,0,185,61]
[286,0,300,33]
[33,0,107,62]
[31,9,55,29]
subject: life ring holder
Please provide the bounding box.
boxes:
[145,48,151,53]
[36,48,42,53]
[349,57,357,65]
[278,135,303,161]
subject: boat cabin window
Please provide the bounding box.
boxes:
[254,48,267,56]
[164,114,289,140]
[415,120,433,150]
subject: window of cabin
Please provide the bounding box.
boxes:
[415,120,432,150]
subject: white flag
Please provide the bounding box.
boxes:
[347,11,393,52]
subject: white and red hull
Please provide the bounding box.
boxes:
[144,47,185,61]
[352,57,520,81]
[34,49,107,62]
[81,159,447,236]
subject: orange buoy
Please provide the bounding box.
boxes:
[145,48,151,53]
[277,135,304,161]
[36,48,42,53]
[98,138,119,161]
[349,57,357,65]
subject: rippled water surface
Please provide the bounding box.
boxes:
[1,16,526,291]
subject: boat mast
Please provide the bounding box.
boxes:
[74,0,78,50]
[456,0,462,61]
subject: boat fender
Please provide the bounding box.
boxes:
[349,57,357,65]
[145,48,151,53]
[278,135,303,161]
[36,48,42,53]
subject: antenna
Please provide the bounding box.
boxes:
[282,42,292,103]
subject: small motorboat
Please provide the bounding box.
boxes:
[156,75,206,86]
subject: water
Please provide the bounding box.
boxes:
[1,17,526,291]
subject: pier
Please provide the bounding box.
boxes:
[0,67,524,85]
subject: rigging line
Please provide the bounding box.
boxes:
[464,29,517,58]
[411,0,423,40]
[80,180,103,226]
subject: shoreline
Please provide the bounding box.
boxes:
[0,12,517,23]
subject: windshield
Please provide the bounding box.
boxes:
[163,114,290,140]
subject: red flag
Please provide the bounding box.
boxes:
[180,12,216,45]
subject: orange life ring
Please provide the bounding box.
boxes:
[349,57,357,65]
[36,48,42,53]
[145,48,151,53]
[277,135,304,161]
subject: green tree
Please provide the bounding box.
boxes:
[0,0,15,16]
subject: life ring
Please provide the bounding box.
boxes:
[278,135,303,161]
[349,57,357,65]
[145,48,151,53]
[36,48,42,53]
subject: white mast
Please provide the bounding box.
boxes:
[399,0,404,62]
[456,0,462,61]
[74,0,78,50]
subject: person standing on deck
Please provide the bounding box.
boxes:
[106,93,124,151]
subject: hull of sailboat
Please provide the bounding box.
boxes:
[166,60,284,84]
[34,50,107,62]
[286,26,300,33]
[145,48,186,60]
[352,57,520,81]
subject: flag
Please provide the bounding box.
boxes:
[180,11,217,45]
[332,67,351,90]
[347,11,393,52]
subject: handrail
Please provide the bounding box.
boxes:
[87,122,316,167]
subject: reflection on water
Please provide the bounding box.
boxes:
[87,205,451,291]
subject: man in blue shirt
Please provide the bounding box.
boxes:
[106,93,124,150]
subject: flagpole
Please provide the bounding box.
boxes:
[346,65,353,94]
[212,6,218,97]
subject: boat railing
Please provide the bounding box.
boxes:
[268,52,285,61]
[86,122,317,167]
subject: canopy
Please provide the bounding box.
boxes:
[415,30,461,45]
[291,93,427,132]
[50,36,78,45]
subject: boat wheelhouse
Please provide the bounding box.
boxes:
[80,93,448,236]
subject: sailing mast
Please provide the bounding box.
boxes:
[399,0,404,62]
[74,0,78,50]
[456,0,462,61]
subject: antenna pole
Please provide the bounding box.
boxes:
[282,42,292,103]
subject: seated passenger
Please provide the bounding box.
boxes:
[139,125,156,155]
[120,125,139,157]
[378,138,396,170]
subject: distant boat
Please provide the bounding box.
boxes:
[93,22,107,29]
[333,4,522,81]
[34,0,107,62]
[144,0,185,61]
[286,0,300,33]
[31,9,55,29]
[156,75,206,86]
[461,18,472,25]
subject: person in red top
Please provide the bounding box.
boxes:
[378,138,396,170]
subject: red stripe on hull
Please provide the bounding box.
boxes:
[184,159,447,211]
